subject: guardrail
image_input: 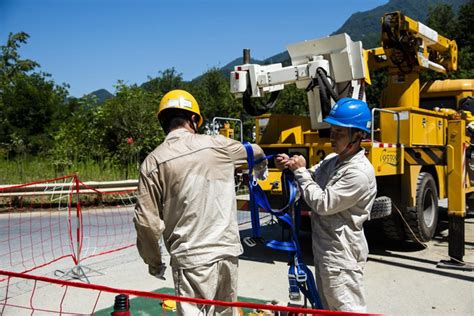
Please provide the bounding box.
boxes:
[0,179,139,197]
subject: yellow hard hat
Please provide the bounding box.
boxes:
[158,89,203,127]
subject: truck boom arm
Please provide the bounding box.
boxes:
[368,11,457,74]
[230,34,369,129]
[230,12,458,120]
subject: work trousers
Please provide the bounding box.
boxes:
[172,256,239,316]
[315,265,367,312]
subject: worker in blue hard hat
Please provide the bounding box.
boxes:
[275,98,377,312]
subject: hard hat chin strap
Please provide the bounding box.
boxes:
[190,116,199,133]
[338,128,362,160]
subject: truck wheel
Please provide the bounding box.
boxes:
[405,172,438,242]
[381,211,406,241]
[370,196,392,220]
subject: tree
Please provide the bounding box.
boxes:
[51,81,166,177]
[142,67,184,94]
[0,32,38,85]
[456,0,474,49]
[0,32,70,156]
[426,4,456,39]
[50,95,106,170]
[101,82,165,169]
[189,68,245,135]
[425,1,474,79]
[453,0,474,78]
[271,84,308,116]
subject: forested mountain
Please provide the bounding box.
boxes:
[334,0,468,48]
[88,89,114,104]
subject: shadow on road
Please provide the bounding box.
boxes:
[239,223,314,265]
[365,207,474,282]
[239,208,474,283]
[367,256,474,282]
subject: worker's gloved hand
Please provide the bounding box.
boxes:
[149,263,166,280]
[254,159,268,181]
[255,166,268,181]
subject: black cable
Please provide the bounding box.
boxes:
[317,73,331,116]
[305,78,317,92]
[317,68,339,102]
[338,81,352,97]
[326,74,336,89]
[242,82,280,116]
[358,81,365,100]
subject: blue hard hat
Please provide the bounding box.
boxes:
[323,98,372,133]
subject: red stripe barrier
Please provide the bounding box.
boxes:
[0,174,75,192]
[0,270,381,316]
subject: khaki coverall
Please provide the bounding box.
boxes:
[133,128,265,315]
[293,149,376,312]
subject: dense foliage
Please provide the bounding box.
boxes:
[0,34,251,181]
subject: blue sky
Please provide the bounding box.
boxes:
[1,0,388,97]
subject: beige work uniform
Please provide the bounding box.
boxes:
[293,149,376,312]
[133,128,264,315]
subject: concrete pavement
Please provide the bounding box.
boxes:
[1,209,472,315]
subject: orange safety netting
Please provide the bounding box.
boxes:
[0,175,136,281]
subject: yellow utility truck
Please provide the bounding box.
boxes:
[230,12,473,266]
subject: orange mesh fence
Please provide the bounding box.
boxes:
[0,175,261,280]
[0,175,137,280]
[0,175,76,277]
[73,178,136,263]
[0,270,381,316]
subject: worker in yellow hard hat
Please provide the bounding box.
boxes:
[157,89,204,133]
[133,89,268,315]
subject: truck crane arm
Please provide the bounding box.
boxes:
[230,34,370,129]
[368,11,457,74]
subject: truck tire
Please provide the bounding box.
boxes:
[405,172,439,242]
[370,196,392,220]
[381,211,406,241]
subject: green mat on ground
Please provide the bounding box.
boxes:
[94,288,266,315]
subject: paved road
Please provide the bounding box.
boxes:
[1,207,472,315]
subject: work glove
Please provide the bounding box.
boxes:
[149,263,167,280]
[255,167,268,181]
[254,159,269,181]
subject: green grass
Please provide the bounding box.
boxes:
[94,288,267,316]
[0,157,139,184]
